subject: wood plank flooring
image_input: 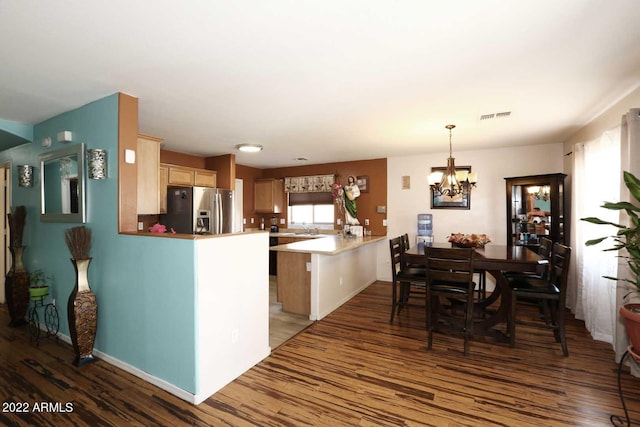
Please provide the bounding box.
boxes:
[2,281,640,426]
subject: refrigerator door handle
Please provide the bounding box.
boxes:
[217,193,223,234]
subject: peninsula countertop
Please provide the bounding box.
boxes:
[270,234,385,256]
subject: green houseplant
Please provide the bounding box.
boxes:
[581,171,640,355]
[28,269,50,300]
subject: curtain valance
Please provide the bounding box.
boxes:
[284,174,335,193]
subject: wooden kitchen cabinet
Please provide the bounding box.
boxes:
[167,165,195,186]
[194,169,216,187]
[162,163,218,188]
[255,178,284,213]
[137,134,163,215]
[159,164,168,213]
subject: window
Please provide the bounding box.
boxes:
[288,192,334,229]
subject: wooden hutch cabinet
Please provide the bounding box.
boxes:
[505,173,567,249]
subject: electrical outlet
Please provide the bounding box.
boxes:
[337,218,342,225]
[243,218,246,224]
[306,262,311,272]
[339,277,343,286]
[280,218,285,224]
[137,221,144,231]
[364,219,369,226]
[231,329,238,343]
[383,219,387,226]
[251,218,255,224]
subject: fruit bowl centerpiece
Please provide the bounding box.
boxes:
[448,233,492,249]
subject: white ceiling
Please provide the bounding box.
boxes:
[1,1,639,168]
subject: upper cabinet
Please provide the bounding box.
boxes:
[505,173,567,249]
[255,178,284,213]
[137,134,163,215]
[163,164,217,188]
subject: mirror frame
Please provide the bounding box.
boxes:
[39,143,86,223]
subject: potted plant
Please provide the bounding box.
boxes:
[581,171,640,356]
[28,269,50,300]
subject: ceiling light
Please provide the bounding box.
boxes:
[235,144,263,153]
[428,124,478,198]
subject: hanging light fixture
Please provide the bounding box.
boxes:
[527,185,550,201]
[428,124,477,198]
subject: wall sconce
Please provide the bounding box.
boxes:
[87,149,107,179]
[17,165,34,187]
[57,131,73,143]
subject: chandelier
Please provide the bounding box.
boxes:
[428,124,478,198]
[528,185,550,201]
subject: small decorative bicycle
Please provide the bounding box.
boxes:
[27,270,59,346]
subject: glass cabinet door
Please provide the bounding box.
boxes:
[505,173,566,248]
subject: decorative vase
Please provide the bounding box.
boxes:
[620,303,640,361]
[5,246,29,327]
[67,258,97,367]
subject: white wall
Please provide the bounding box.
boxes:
[380,142,563,281]
[195,232,271,403]
[312,239,383,320]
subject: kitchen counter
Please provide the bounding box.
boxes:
[272,234,386,320]
[271,234,385,256]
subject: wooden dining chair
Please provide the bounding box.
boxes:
[389,236,426,323]
[424,246,476,356]
[401,233,424,268]
[508,242,572,356]
[504,237,553,281]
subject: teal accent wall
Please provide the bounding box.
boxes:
[0,119,33,151]
[0,94,197,393]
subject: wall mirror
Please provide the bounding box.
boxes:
[39,143,86,223]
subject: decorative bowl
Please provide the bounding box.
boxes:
[448,233,491,249]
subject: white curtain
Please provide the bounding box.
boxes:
[568,126,620,344]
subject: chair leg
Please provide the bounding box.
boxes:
[509,292,517,348]
[558,309,569,357]
[549,301,569,356]
[464,298,473,356]
[427,293,436,350]
[390,281,397,323]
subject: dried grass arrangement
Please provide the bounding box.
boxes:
[65,226,92,260]
[7,205,26,249]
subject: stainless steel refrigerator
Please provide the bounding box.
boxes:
[162,186,234,234]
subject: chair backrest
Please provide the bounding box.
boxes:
[389,237,404,281]
[537,237,554,279]
[424,246,475,290]
[401,233,410,251]
[548,242,572,302]
[539,237,553,258]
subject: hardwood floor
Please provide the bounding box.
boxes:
[2,281,640,426]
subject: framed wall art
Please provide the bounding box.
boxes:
[356,175,369,193]
[430,166,471,210]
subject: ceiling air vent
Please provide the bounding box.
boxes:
[480,111,511,120]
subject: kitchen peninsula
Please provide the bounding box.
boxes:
[271,234,386,320]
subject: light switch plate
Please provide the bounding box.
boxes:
[125,149,135,164]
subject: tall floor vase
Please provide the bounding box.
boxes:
[5,246,29,327]
[67,258,97,367]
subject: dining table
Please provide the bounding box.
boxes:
[403,242,549,342]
